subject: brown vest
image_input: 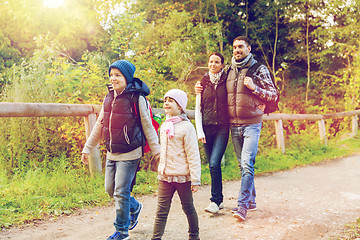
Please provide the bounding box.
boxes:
[226,62,263,125]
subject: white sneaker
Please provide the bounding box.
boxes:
[205,202,220,213]
[219,202,224,210]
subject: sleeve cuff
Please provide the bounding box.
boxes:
[82,146,92,155]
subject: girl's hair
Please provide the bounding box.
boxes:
[209,52,224,64]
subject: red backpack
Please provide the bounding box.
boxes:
[143,98,160,153]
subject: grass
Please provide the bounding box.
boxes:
[1,132,360,232]
[201,131,360,185]
[329,218,360,239]
[0,157,109,229]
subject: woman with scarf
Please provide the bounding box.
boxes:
[195,52,230,214]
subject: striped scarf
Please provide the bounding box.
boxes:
[208,69,224,85]
[231,53,253,69]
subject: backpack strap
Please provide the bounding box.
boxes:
[130,93,146,155]
[131,92,149,116]
[226,62,262,80]
[245,62,262,78]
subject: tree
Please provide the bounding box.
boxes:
[0,0,111,67]
[320,0,360,110]
[284,0,326,103]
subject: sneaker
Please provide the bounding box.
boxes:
[231,204,257,213]
[231,207,238,213]
[129,203,142,230]
[205,202,219,213]
[219,202,224,210]
[107,231,129,240]
[248,204,257,212]
[233,208,247,221]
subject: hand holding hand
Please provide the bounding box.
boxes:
[153,153,160,162]
[244,76,256,91]
[81,153,89,165]
[199,137,206,144]
[191,185,199,193]
[258,104,266,112]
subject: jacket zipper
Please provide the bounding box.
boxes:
[162,134,168,175]
[214,83,218,125]
[234,66,241,88]
[109,95,116,153]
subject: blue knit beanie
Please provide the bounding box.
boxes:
[108,60,136,84]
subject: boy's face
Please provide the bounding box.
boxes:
[110,68,127,93]
[163,97,182,117]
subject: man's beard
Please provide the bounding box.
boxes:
[234,53,246,62]
[235,56,245,62]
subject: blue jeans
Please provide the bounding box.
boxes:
[203,125,229,205]
[105,158,141,238]
[230,123,262,211]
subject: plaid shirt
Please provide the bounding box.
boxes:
[252,64,278,102]
[253,65,278,102]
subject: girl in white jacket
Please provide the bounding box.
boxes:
[152,89,201,240]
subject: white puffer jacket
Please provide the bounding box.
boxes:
[158,120,201,185]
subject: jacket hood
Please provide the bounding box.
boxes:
[125,77,150,96]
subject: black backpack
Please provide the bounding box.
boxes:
[246,62,280,114]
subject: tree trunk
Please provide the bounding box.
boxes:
[213,1,224,54]
[272,4,279,77]
[245,0,249,36]
[199,0,203,24]
[305,7,311,103]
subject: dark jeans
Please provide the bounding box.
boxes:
[203,125,229,205]
[152,181,199,240]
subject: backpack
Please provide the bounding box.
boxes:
[246,62,280,114]
[131,93,160,154]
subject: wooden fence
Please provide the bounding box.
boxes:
[1,102,359,175]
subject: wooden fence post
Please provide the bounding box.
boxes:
[84,113,102,175]
[351,115,358,137]
[318,119,327,146]
[274,120,285,154]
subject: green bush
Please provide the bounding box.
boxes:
[0,156,109,228]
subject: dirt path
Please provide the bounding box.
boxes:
[1,154,360,240]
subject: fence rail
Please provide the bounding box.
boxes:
[1,102,359,175]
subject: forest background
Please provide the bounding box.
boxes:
[0,0,360,232]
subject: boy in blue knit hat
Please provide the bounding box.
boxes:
[81,60,160,240]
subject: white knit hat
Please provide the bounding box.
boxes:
[164,89,188,112]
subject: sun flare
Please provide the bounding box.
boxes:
[43,0,65,8]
